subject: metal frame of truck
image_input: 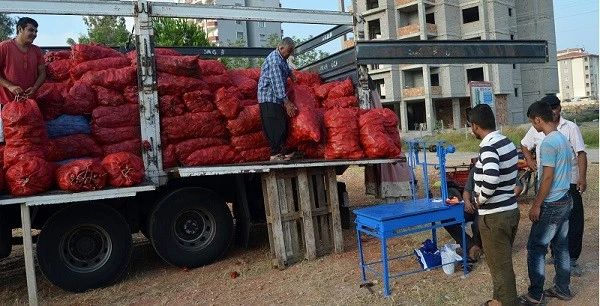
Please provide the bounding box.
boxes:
[0,1,548,304]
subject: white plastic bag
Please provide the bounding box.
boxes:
[441,243,463,275]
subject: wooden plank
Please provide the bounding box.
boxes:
[20,204,38,306]
[262,172,287,268]
[261,175,276,263]
[326,167,344,253]
[283,176,300,257]
[297,168,317,260]
[280,211,302,222]
[314,172,330,247]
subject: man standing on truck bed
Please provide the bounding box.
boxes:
[0,17,46,103]
[258,37,298,162]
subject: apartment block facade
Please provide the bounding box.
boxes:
[351,0,558,134]
[177,0,282,48]
[557,48,599,101]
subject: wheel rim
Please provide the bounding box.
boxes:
[60,224,112,273]
[173,208,216,251]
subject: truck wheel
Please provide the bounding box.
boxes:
[149,187,233,268]
[37,204,132,292]
[0,210,11,259]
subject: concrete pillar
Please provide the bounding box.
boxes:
[452,98,461,129]
[418,1,434,133]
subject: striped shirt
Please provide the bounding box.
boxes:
[539,131,572,202]
[257,49,292,104]
[474,131,518,215]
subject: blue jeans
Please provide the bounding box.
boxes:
[527,192,573,300]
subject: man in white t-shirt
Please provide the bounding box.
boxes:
[520,95,588,276]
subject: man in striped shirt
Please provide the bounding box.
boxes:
[468,104,519,306]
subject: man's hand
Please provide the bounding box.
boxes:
[464,201,475,214]
[24,87,37,96]
[528,205,541,222]
[577,178,587,193]
[8,85,24,96]
[473,192,482,207]
[284,100,297,117]
[526,158,538,171]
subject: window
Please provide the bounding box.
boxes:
[584,57,588,61]
[259,34,266,41]
[430,73,440,86]
[586,83,590,87]
[513,63,516,69]
[370,64,380,70]
[236,32,244,40]
[566,85,569,89]
[508,8,512,16]
[462,7,480,23]
[514,88,519,97]
[426,13,435,24]
[373,79,386,99]
[587,91,590,96]
[510,34,514,40]
[586,74,589,79]
[258,21,266,28]
[466,67,484,82]
[585,65,589,70]
[366,0,378,10]
[368,19,381,40]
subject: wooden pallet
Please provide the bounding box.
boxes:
[262,166,343,269]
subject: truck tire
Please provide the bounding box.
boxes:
[149,187,233,268]
[0,210,11,259]
[36,204,132,292]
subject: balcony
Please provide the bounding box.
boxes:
[402,86,442,99]
[396,0,435,12]
[343,39,355,50]
[397,23,437,39]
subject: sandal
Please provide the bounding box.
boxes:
[517,293,545,305]
[543,287,573,301]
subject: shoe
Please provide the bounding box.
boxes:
[269,154,286,162]
[571,260,583,277]
[543,286,573,301]
[284,151,303,161]
[517,293,545,305]
[468,245,482,262]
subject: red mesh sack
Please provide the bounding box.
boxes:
[91,104,140,128]
[286,85,320,147]
[358,109,401,158]
[92,125,140,144]
[80,66,137,91]
[70,57,131,80]
[327,78,354,99]
[123,86,138,104]
[175,138,229,161]
[46,59,71,81]
[204,74,232,91]
[180,145,244,166]
[44,50,71,63]
[198,60,226,76]
[322,96,358,109]
[157,73,208,96]
[294,71,322,87]
[93,85,126,107]
[102,152,145,187]
[33,81,69,120]
[162,143,177,168]
[239,99,257,107]
[102,139,141,156]
[324,108,364,160]
[226,104,261,136]
[183,90,214,113]
[297,108,327,159]
[71,43,124,65]
[62,81,97,115]
[238,147,270,162]
[55,159,107,192]
[381,108,402,151]
[156,55,200,77]
[230,68,261,81]
[48,134,103,162]
[214,87,242,119]
[159,95,185,117]
[230,131,268,151]
[314,82,337,100]
[156,48,182,56]
[161,111,228,142]
[228,71,257,99]
[5,157,53,196]
[0,145,4,169]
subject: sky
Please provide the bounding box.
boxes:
[7,0,600,55]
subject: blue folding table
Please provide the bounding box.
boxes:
[354,141,468,296]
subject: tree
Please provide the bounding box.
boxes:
[0,14,16,41]
[68,16,130,46]
[220,38,252,70]
[261,34,330,68]
[153,17,211,47]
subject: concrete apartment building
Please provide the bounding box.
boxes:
[351,0,558,134]
[556,48,599,101]
[177,0,282,47]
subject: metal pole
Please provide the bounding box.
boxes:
[20,203,38,306]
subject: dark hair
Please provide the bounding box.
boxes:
[527,100,553,122]
[279,37,295,48]
[468,104,496,130]
[16,17,38,31]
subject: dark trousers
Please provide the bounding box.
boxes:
[444,211,481,253]
[568,183,584,260]
[259,102,288,156]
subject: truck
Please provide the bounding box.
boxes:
[0,0,548,302]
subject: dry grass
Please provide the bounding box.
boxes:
[0,165,598,305]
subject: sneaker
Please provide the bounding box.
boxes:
[571,260,583,277]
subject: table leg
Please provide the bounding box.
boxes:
[356,229,367,282]
[381,237,390,296]
[20,204,39,306]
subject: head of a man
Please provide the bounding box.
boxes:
[278,37,295,59]
[467,104,496,140]
[539,95,561,123]
[16,17,39,45]
[527,100,554,133]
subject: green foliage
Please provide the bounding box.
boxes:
[153,17,211,47]
[259,34,330,68]
[69,16,130,46]
[0,14,16,41]
[220,38,251,70]
[580,124,599,148]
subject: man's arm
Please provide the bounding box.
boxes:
[0,75,23,96]
[529,165,554,222]
[520,144,537,171]
[577,151,587,193]
[24,64,46,96]
[520,127,538,170]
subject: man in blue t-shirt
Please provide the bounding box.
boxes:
[518,101,574,305]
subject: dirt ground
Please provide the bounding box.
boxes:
[0,164,598,305]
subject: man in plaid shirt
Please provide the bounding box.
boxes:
[258,37,298,161]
